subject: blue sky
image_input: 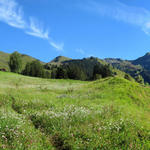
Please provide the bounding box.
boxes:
[0,0,150,62]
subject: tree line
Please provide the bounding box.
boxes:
[8,51,114,81]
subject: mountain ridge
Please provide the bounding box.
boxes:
[1,50,150,83]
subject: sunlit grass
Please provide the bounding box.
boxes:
[0,71,150,149]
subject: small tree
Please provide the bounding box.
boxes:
[9,51,22,73]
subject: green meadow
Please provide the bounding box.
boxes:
[0,71,150,149]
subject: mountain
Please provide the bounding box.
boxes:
[1,50,150,83]
[47,56,113,80]
[105,58,143,77]
[50,56,72,64]
[105,53,150,83]
[132,52,150,70]
[49,56,106,66]
[0,51,44,71]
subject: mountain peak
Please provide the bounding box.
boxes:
[132,52,150,71]
[50,56,72,63]
[145,52,150,56]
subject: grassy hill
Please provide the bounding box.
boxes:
[0,71,149,149]
[0,51,10,71]
[49,56,72,65]
[0,51,44,71]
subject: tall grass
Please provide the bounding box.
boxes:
[0,72,149,149]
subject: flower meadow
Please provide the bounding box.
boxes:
[0,72,150,149]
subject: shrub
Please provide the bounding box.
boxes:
[124,73,133,81]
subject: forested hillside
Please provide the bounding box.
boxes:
[2,51,150,83]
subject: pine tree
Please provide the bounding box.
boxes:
[56,67,68,79]
[93,64,113,80]
[23,60,45,78]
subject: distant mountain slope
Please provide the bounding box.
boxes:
[49,56,106,66]
[105,54,150,83]
[1,50,150,83]
[63,57,108,80]
[47,56,111,80]
[132,52,150,70]
[105,58,143,76]
[0,51,44,71]
[50,56,72,64]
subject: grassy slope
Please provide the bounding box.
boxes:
[0,51,44,71]
[50,56,72,63]
[0,51,10,71]
[0,71,149,149]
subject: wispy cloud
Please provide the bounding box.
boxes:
[83,0,150,35]
[76,48,95,58]
[49,41,64,51]
[76,48,85,55]
[0,0,64,51]
[26,17,49,39]
[0,0,26,28]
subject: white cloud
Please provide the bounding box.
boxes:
[0,0,63,51]
[26,17,49,39]
[76,48,94,58]
[76,48,85,55]
[0,0,26,28]
[84,0,150,35]
[49,40,64,51]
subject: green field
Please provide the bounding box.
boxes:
[0,71,150,149]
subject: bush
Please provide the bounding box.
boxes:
[124,73,133,81]
[94,74,102,80]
